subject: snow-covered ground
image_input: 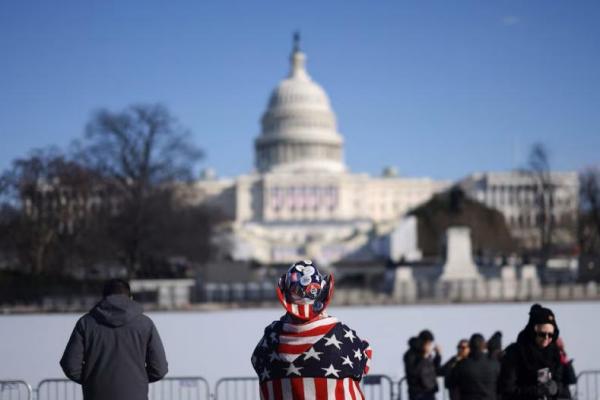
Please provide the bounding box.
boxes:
[1,302,598,387]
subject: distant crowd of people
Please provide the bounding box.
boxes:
[403,304,577,400]
[58,261,578,400]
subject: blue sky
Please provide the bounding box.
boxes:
[1,1,599,180]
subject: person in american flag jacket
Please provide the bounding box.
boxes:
[251,260,373,400]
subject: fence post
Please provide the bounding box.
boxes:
[575,369,600,400]
[0,380,33,400]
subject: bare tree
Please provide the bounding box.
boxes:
[0,148,106,275]
[73,104,205,275]
[527,143,555,261]
[0,104,214,279]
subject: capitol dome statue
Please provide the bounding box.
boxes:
[255,33,345,174]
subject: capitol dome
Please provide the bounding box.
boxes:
[255,35,345,174]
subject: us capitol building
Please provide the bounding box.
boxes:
[187,37,450,266]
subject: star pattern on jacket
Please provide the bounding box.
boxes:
[322,364,341,378]
[251,317,372,383]
[303,347,323,361]
[324,334,343,350]
[285,362,303,376]
[341,355,355,369]
[344,329,356,343]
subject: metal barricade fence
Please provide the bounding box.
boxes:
[0,381,32,400]
[362,374,395,400]
[36,379,81,400]
[36,377,210,400]
[149,377,210,400]
[214,377,260,400]
[575,370,600,400]
[397,377,406,400]
[21,370,600,400]
[397,377,447,400]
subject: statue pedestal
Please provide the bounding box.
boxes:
[392,267,417,303]
[501,265,517,300]
[440,226,481,281]
[518,264,542,299]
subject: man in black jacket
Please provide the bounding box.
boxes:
[404,330,442,400]
[441,339,469,400]
[447,333,500,400]
[499,304,570,400]
[60,279,168,400]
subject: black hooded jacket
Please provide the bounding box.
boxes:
[60,295,168,400]
[404,337,442,399]
[499,306,569,400]
[447,349,500,400]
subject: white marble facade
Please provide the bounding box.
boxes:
[459,171,579,249]
[192,37,449,265]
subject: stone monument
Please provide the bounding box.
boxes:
[440,226,482,281]
[500,264,518,299]
[392,266,417,303]
[519,264,542,299]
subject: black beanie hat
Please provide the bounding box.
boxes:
[419,329,435,342]
[527,303,560,340]
[528,304,557,326]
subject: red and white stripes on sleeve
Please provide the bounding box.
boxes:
[259,377,365,400]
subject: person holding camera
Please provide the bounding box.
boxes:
[499,304,570,400]
[404,330,442,400]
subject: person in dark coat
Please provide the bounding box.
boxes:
[440,339,470,400]
[60,279,168,400]
[487,331,503,362]
[447,333,500,400]
[404,329,442,400]
[499,304,570,400]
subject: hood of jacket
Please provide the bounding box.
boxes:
[408,336,422,351]
[90,294,144,327]
[487,331,502,353]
